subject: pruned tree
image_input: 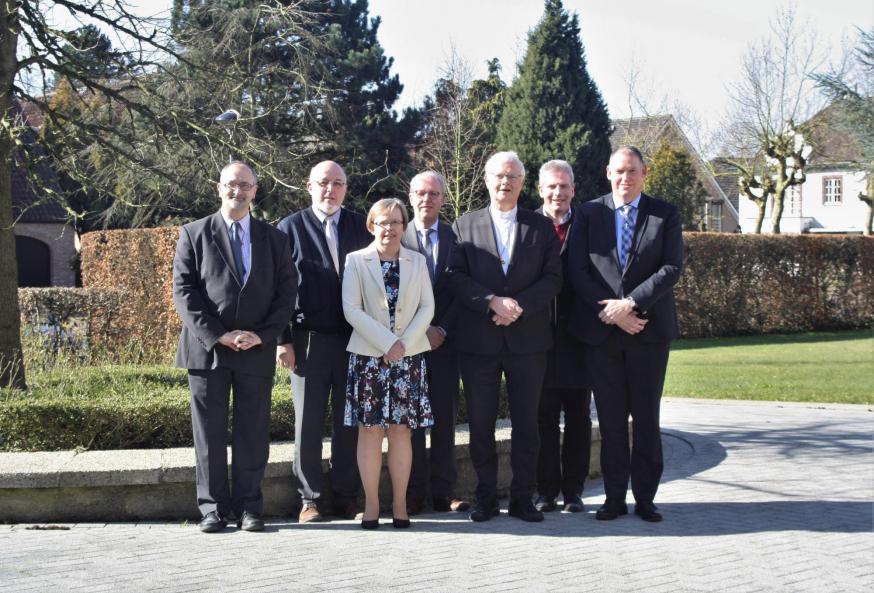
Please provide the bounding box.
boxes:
[812,27,874,235]
[415,52,506,219]
[719,6,824,234]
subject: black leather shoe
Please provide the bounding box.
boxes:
[562,495,585,513]
[236,511,264,532]
[199,511,227,533]
[595,499,629,521]
[508,498,545,522]
[534,495,557,512]
[392,517,411,529]
[634,501,663,522]
[469,500,501,522]
[361,519,379,530]
[406,496,423,516]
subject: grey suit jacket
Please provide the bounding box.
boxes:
[173,211,297,376]
[448,207,562,355]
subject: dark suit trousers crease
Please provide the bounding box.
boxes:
[459,349,546,502]
[537,387,592,500]
[188,368,273,517]
[409,343,460,500]
[585,332,669,503]
[291,331,360,506]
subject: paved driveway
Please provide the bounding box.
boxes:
[1,398,871,593]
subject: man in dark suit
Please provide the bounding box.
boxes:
[276,161,371,523]
[448,151,562,523]
[568,146,683,523]
[534,160,591,514]
[402,170,470,515]
[173,161,297,533]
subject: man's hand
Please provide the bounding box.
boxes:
[489,296,523,322]
[491,313,515,326]
[598,298,635,325]
[218,331,244,351]
[615,312,648,335]
[383,340,406,364]
[276,343,295,369]
[426,326,446,350]
[233,331,262,350]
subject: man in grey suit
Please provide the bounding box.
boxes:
[448,151,562,523]
[173,161,297,533]
[534,160,591,514]
[276,161,371,523]
[403,171,470,515]
[568,146,683,523]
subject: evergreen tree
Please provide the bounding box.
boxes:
[496,0,611,207]
[644,140,706,230]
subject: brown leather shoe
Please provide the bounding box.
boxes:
[298,504,323,523]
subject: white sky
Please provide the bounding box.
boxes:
[47,0,873,133]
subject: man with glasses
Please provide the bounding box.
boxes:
[276,161,371,523]
[448,151,562,523]
[402,171,470,515]
[173,161,297,533]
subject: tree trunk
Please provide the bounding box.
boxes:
[862,175,873,236]
[754,200,767,234]
[770,190,784,234]
[0,2,27,390]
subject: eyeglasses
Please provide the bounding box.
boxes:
[412,190,443,199]
[315,180,346,189]
[221,182,255,191]
[373,220,404,230]
[488,173,523,182]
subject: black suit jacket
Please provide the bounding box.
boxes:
[276,207,371,341]
[401,221,458,338]
[173,211,297,376]
[567,193,683,345]
[536,204,587,389]
[448,207,562,355]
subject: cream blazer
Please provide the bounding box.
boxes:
[342,243,435,357]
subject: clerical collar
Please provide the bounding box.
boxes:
[489,205,518,222]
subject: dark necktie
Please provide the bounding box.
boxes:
[422,228,436,283]
[230,221,246,283]
[620,204,637,268]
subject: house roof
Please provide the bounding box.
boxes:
[10,102,67,224]
[802,100,871,166]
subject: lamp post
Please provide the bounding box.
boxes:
[214,109,240,163]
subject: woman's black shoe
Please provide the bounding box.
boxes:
[392,517,411,529]
[361,519,379,530]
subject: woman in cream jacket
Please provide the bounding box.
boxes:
[342,198,435,529]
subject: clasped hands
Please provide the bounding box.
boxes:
[598,298,647,335]
[490,296,523,326]
[219,330,263,351]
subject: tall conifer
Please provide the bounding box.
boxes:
[497,0,611,206]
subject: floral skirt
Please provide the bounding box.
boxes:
[344,353,434,429]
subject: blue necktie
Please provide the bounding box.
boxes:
[620,204,636,268]
[230,221,246,283]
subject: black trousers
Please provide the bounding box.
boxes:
[585,332,670,503]
[188,368,273,517]
[291,331,360,507]
[459,349,546,502]
[409,343,460,501]
[536,387,592,500]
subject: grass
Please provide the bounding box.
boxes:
[664,330,874,404]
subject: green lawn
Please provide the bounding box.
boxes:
[664,330,873,404]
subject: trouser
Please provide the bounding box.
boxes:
[536,386,592,500]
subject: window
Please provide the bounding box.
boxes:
[823,176,842,205]
[710,203,723,232]
[787,185,801,215]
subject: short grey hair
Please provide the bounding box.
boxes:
[221,160,257,184]
[538,159,574,185]
[484,151,526,179]
[410,170,446,195]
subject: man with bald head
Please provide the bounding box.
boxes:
[448,151,562,523]
[173,161,297,532]
[402,171,469,514]
[568,146,683,523]
[276,161,371,523]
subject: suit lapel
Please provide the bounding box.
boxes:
[624,194,651,276]
[247,218,268,286]
[361,246,387,299]
[209,212,242,287]
[398,246,412,304]
[506,210,531,277]
[602,196,621,273]
[474,208,504,273]
[434,222,453,282]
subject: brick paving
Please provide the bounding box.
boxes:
[1,398,871,592]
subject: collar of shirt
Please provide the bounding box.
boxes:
[612,194,642,211]
[489,205,518,224]
[311,205,341,227]
[222,212,251,237]
[413,220,439,234]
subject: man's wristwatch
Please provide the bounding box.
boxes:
[624,296,637,310]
